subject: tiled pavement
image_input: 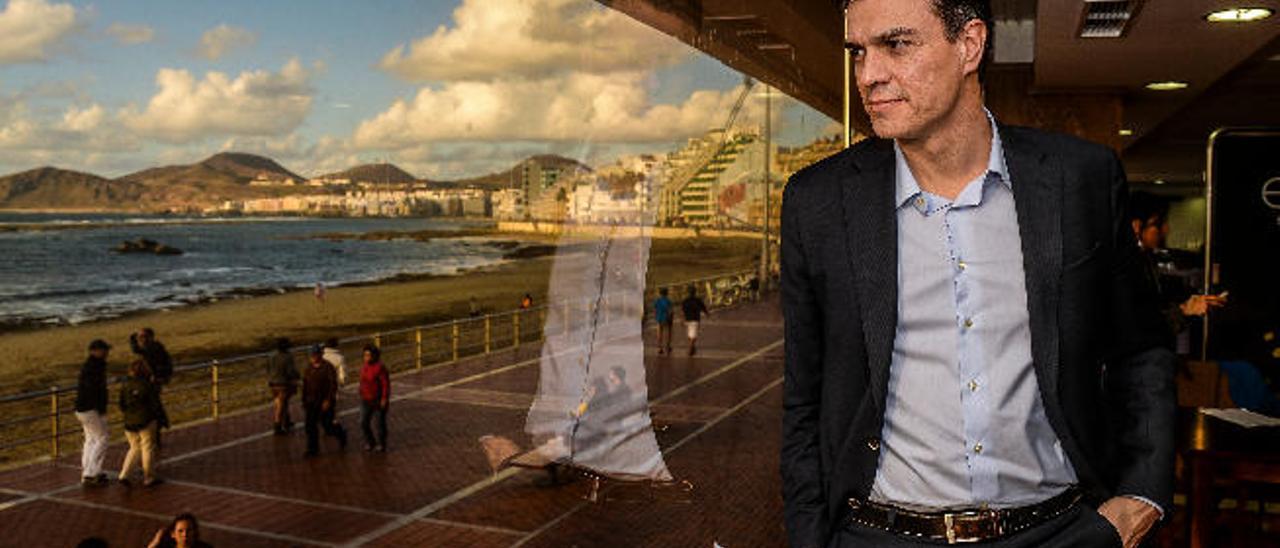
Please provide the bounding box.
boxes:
[0,296,787,547]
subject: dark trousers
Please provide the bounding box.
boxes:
[828,503,1122,548]
[360,401,387,447]
[304,406,346,454]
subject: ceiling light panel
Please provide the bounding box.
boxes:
[1079,0,1144,38]
[1205,8,1273,23]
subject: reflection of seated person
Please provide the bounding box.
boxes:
[481,367,641,484]
[570,367,636,455]
[1129,193,1225,350]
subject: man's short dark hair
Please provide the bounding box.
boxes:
[1128,191,1170,227]
[844,0,994,82]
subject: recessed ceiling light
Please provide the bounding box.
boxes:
[1154,179,1166,185]
[1146,81,1189,91]
[1205,8,1273,22]
[1119,129,1134,136]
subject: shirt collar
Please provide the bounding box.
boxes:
[894,109,1009,210]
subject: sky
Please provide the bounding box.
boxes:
[0,0,839,180]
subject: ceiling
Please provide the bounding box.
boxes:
[597,0,1280,192]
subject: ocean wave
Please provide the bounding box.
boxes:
[158,266,259,279]
[0,286,113,303]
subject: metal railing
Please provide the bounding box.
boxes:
[0,269,762,469]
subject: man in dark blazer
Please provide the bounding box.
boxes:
[781,1,1174,547]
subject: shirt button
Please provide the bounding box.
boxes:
[957,261,968,271]
[973,442,983,454]
[968,380,979,392]
[963,318,974,329]
[915,197,925,208]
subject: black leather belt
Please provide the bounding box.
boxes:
[846,487,1082,544]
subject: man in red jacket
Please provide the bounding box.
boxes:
[359,344,391,452]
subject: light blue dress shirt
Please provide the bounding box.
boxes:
[869,116,1079,510]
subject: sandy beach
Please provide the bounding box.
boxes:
[0,235,762,394]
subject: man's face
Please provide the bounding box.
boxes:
[90,348,108,360]
[845,0,975,139]
[1138,216,1166,249]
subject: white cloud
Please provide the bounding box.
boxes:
[59,103,103,131]
[0,101,140,171]
[196,23,256,60]
[353,71,755,147]
[216,133,357,177]
[122,59,316,143]
[379,0,687,82]
[355,0,767,161]
[106,22,154,45]
[0,0,78,64]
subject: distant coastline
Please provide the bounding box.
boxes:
[0,255,514,334]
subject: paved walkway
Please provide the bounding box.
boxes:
[0,296,787,547]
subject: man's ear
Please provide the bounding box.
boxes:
[959,19,987,77]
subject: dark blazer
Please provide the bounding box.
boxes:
[779,125,1176,548]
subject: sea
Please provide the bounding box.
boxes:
[0,213,519,329]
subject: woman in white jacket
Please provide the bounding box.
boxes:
[322,338,346,385]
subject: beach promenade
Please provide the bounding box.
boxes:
[0,295,787,547]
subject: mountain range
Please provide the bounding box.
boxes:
[0,153,590,212]
[433,154,592,190]
[318,163,417,185]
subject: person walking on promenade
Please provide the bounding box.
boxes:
[118,359,162,487]
[323,338,347,386]
[148,512,212,548]
[653,288,674,355]
[130,327,173,385]
[75,339,112,487]
[358,344,391,452]
[681,284,709,356]
[130,327,172,445]
[302,345,347,457]
[266,338,299,435]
